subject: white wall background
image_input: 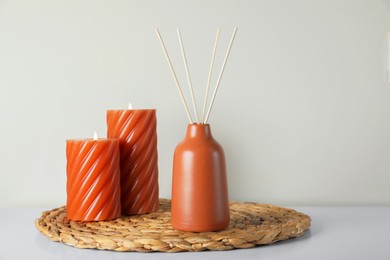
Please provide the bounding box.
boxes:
[1,0,389,207]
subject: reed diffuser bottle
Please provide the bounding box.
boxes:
[157,27,237,232]
[172,124,229,231]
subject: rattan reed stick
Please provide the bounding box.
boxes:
[177,29,200,123]
[204,27,238,124]
[201,28,220,124]
[155,28,194,124]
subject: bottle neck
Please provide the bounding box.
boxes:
[185,124,213,139]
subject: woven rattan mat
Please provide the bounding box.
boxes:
[35,199,311,252]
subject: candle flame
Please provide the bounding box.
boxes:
[128,102,133,110]
[93,131,98,141]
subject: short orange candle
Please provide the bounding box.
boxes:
[107,108,159,215]
[66,133,121,221]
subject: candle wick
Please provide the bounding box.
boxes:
[93,131,98,141]
[128,103,133,110]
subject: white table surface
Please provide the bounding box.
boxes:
[0,206,389,260]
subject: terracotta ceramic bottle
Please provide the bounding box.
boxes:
[171,124,229,232]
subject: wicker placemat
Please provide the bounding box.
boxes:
[35,199,310,252]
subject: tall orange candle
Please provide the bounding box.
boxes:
[66,133,121,221]
[107,108,159,215]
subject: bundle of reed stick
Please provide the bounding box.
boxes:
[156,27,237,124]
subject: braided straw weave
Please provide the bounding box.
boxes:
[35,199,311,252]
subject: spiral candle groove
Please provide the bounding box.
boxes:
[66,139,121,221]
[107,109,159,215]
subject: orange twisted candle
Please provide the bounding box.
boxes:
[107,109,159,215]
[66,137,121,221]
